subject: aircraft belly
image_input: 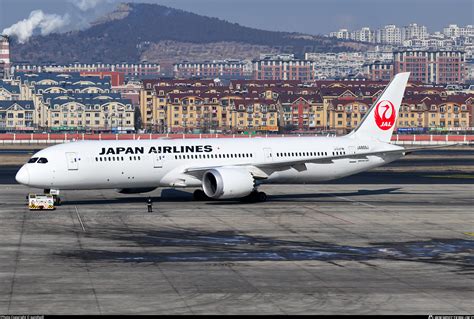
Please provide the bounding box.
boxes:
[51,162,165,190]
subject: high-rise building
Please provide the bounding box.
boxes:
[394,49,466,84]
[376,25,402,45]
[350,27,375,43]
[443,24,474,38]
[329,29,350,40]
[402,23,428,41]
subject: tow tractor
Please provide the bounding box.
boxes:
[28,193,55,210]
[26,189,61,210]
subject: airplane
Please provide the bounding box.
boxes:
[16,72,429,203]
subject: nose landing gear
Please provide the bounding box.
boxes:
[44,189,61,206]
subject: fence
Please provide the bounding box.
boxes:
[0,133,473,145]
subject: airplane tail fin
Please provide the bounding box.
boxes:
[348,72,410,143]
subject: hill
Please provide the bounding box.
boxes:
[10,2,372,66]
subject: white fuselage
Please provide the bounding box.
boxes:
[16,136,403,190]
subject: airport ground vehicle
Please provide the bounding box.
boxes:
[28,194,55,210]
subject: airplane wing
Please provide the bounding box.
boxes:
[183,144,455,180]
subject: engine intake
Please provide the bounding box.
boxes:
[202,168,254,199]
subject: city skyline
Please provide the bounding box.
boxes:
[0,0,472,38]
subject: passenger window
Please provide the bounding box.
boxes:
[28,157,38,163]
[37,158,48,164]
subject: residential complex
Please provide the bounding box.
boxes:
[253,54,314,81]
[138,77,473,134]
[1,74,472,133]
[173,60,252,79]
[329,23,473,49]
[0,73,135,132]
[11,62,161,80]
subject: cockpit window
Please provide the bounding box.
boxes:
[37,158,48,164]
[28,157,38,163]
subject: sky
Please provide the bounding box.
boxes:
[0,0,473,38]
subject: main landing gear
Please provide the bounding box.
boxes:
[193,189,210,201]
[243,190,267,203]
[192,189,268,202]
[44,189,61,206]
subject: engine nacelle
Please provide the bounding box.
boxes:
[202,168,254,199]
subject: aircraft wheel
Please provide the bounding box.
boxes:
[257,191,267,202]
[193,189,208,201]
[243,191,267,203]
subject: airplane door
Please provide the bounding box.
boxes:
[65,152,79,170]
[263,148,273,162]
[348,146,356,154]
[153,154,164,168]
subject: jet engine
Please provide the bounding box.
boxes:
[202,168,254,199]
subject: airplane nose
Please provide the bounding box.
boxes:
[15,166,30,185]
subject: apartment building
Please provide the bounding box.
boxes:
[12,63,161,80]
[173,60,251,79]
[363,61,395,81]
[328,98,373,133]
[253,54,314,81]
[394,49,466,84]
[0,100,35,131]
[0,80,21,100]
[42,93,135,131]
[399,95,472,129]
[278,94,325,130]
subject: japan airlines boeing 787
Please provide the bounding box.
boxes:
[16,72,424,202]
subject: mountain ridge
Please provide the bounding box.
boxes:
[10,2,372,65]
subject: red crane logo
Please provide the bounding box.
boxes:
[374,100,396,130]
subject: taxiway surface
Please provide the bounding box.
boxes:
[0,183,473,314]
